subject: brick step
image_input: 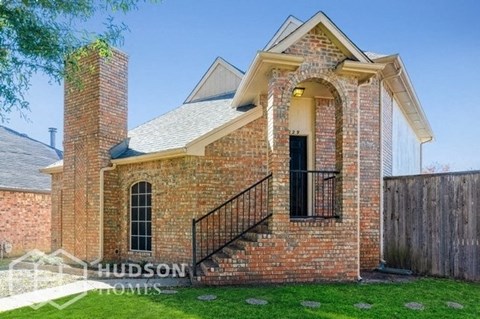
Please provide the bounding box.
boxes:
[196,221,273,283]
[242,231,272,242]
[222,243,245,257]
[235,238,256,249]
[200,259,219,274]
[212,251,232,264]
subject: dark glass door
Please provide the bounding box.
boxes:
[290,136,308,217]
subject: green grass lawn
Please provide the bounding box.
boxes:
[2,278,479,318]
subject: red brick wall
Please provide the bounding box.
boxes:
[50,173,63,251]
[264,26,362,281]
[359,80,381,269]
[315,98,336,170]
[0,189,52,255]
[106,157,197,263]
[105,116,268,264]
[62,48,128,261]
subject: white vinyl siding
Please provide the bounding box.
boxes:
[392,99,421,175]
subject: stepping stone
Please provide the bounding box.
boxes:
[159,289,178,294]
[245,298,268,305]
[405,302,424,310]
[446,301,464,309]
[197,294,217,301]
[354,302,373,310]
[301,301,321,308]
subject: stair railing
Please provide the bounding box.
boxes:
[192,174,272,275]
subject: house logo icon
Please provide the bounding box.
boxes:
[8,249,89,310]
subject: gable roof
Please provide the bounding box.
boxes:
[269,11,371,63]
[43,11,433,171]
[185,57,244,103]
[0,126,62,192]
[264,15,303,50]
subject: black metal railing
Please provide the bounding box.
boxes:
[290,170,339,218]
[192,174,272,275]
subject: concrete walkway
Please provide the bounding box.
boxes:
[0,278,190,313]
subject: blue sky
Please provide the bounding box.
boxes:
[7,0,480,171]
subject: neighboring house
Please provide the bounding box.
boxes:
[0,126,62,256]
[43,12,433,284]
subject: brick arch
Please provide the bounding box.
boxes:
[282,70,349,108]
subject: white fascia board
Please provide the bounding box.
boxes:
[232,51,304,108]
[269,11,370,63]
[264,15,303,50]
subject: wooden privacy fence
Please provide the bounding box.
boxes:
[383,171,480,281]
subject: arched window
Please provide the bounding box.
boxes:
[130,181,152,251]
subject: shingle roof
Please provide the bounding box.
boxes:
[0,126,63,191]
[364,51,388,60]
[116,95,253,159]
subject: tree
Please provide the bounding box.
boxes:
[0,0,157,121]
[423,161,451,174]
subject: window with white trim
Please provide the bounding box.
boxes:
[130,181,152,251]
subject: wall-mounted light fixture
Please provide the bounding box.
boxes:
[292,87,305,97]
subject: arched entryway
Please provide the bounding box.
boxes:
[287,79,342,218]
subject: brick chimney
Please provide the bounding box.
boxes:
[61,48,128,261]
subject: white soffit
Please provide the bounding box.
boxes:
[375,54,434,142]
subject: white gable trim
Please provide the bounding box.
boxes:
[264,15,303,50]
[185,106,263,155]
[232,51,304,108]
[185,57,244,103]
[269,11,370,63]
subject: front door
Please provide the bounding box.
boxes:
[290,136,308,217]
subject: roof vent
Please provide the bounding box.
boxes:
[48,127,57,148]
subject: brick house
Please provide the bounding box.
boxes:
[43,12,433,284]
[0,126,62,256]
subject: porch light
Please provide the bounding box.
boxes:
[292,87,305,97]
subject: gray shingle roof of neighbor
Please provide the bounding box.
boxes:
[115,94,253,159]
[0,126,63,191]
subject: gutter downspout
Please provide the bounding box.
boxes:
[379,68,402,264]
[91,163,117,266]
[356,77,373,281]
